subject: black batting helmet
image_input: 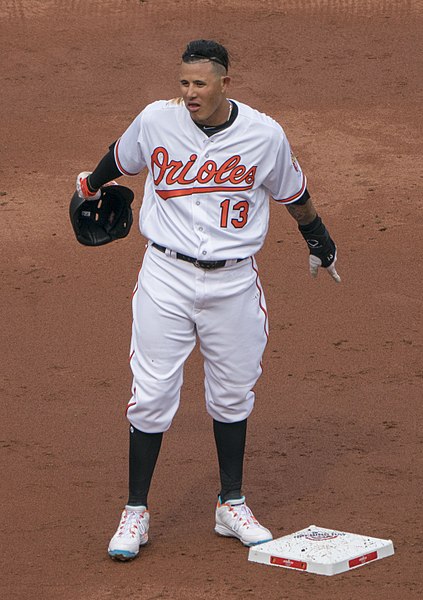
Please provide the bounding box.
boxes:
[69,184,134,246]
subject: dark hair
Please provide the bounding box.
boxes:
[182,39,230,72]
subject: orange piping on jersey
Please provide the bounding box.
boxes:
[272,173,307,204]
[125,401,136,416]
[156,185,254,200]
[115,138,141,176]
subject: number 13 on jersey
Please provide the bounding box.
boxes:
[220,199,249,229]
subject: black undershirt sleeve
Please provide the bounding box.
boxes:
[291,187,310,205]
[87,142,123,192]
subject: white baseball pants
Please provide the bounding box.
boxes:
[126,244,268,433]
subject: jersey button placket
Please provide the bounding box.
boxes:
[192,193,207,257]
[196,219,207,250]
[195,143,213,259]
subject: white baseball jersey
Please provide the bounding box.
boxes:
[114,99,307,260]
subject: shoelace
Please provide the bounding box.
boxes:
[228,503,259,531]
[118,510,146,538]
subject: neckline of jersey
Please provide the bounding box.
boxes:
[194,101,239,137]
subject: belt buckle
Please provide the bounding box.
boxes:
[194,259,219,270]
[193,259,202,268]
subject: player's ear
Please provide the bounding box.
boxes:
[221,75,231,92]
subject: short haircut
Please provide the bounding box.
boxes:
[182,39,230,72]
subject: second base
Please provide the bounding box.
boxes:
[248,525,394,576]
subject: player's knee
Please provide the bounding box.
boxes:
[206,389,255,422]
[127,381,181,432]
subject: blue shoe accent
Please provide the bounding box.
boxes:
[247,537,273,547]
[108,548,138,560]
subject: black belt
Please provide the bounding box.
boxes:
[152,243,244,270]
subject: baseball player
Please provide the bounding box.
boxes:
[75,39,340,561]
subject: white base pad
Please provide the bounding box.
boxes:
[248,525,394,576]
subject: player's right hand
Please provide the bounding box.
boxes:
[76,171,101,201]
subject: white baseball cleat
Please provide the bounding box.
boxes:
[215,496,273,547]
[108,505,149,561]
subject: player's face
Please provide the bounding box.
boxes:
[179,61,231,126]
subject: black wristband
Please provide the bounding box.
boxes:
[86,176,98,194]
[298,215,336,267]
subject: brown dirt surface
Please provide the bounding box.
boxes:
[1,1,422,598]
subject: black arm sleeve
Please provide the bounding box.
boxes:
[291,187,310,205]
[87,142,123,192]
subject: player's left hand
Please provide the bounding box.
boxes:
[309,253,341,283]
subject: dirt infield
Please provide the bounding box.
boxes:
[1,1,422,598]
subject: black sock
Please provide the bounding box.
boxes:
[127,425,163,508]
[213,418,247,502]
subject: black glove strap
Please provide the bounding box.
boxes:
[299,215,336,267]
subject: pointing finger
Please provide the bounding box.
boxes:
[327,263,341,283]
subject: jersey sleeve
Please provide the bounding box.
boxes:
[114,111,147,176]
[263,134,307,205]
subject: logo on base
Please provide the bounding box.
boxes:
[295,530,344,542]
